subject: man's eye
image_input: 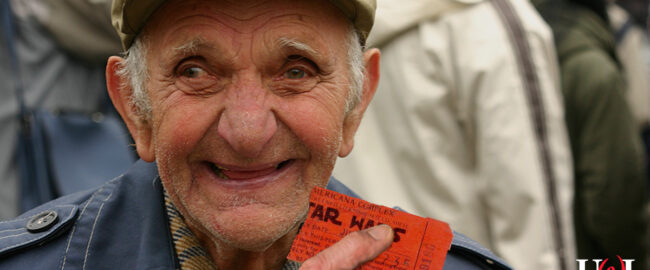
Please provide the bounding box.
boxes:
[181,66,206,78]
[285,68,306,79]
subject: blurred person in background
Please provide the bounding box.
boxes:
[0,0,122,220]
[534,0,648,268]
[333,0,576,269]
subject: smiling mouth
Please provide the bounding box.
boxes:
[209,160,293,180]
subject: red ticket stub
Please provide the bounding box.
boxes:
[287,187,453,270]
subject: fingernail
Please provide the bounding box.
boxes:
[368,224,392,240]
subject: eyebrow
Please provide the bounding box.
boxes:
[277,37,320,58]
[173,38,211,55]
[169,37,320,62]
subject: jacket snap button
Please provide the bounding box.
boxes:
[26,210,59,233]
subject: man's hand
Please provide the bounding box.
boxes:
[300,224,394,269]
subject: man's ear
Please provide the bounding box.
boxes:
[339,48,380,157]
[106,56,155,162]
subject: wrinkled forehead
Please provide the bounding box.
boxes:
[140,0,351,49]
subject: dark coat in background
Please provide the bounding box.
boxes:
[534,0,648,267]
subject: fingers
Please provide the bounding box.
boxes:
[300,224,394,270]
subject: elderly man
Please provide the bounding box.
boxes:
[0,0,510,269]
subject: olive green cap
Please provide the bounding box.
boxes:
[111,0,376,50]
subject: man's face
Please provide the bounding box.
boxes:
[125,0,373,251]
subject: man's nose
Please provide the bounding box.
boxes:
[217,89,278,158]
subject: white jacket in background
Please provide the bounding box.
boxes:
[608,3,650,127]
[334,0,575,269]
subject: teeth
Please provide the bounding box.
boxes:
[210,160,291,180]
[277,160,289,169]
[211,163,229,179]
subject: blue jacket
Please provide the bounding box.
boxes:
[0,160,511,269]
